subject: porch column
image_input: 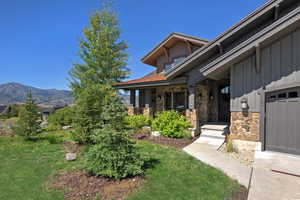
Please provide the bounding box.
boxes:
[188,86,196,109]
[138,89,145,108]
[187,85,199,135]
[144,89,153,116]
[128,89,136,116]
[145,89,152,108]
[130,89,136,107]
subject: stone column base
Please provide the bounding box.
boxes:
[127,106,135,116]
[232,139,262,152]
[186,109,200,136]
[143,107,153,117]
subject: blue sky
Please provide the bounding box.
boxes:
[0,0,267,90]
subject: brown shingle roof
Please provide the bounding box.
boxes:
[114,73,166,86]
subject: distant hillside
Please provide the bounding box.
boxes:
[0,82,73,106]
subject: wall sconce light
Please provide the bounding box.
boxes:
[158,95,162,100]
[209,92,214,100]
[241,97,248,110]
[198,93,202,100]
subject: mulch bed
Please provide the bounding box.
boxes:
[52,172,143,200]
[0,129,13,136]
[133,133,197,149]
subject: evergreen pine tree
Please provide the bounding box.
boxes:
[69,3,130,99]
[14,91,40,139]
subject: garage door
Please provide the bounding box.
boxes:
[266,87,300,155]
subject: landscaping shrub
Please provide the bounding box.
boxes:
[85,128,146,179]
[125,115,151,131]
[43,124,61,132]
[152,110,191,138]
[48,107,76,128]
[72,85,127,144]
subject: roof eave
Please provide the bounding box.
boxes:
[165,0,280,79]
[141,32,209,67]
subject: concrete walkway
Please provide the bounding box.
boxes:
[248,151,300,200]
[183,141,252,187]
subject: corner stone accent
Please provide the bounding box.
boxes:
[230,112,260,142]
[186,109,198,128]
[127,106,135,116]
[143,107,153,117]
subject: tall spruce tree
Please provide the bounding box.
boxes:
[69,4,130,98]
[14,91,40,139]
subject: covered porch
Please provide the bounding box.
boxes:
[114,73,231,133]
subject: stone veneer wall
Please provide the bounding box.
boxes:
[195,84,209,123]
[127,106,135,116]
[185,109,198,128]
[126,106,153,117]
[143,107,153,117]
[230,112,260,142]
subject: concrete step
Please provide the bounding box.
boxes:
[195,136,225,147]
[200,124,229,139]
[201,129,226,139]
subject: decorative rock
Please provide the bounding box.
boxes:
[142,126,151,131]
[151,131,161,137]
[188,128,198,137]
[66,153,77,161]
[62,125,72,130]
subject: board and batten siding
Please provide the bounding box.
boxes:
[231,28,300,112]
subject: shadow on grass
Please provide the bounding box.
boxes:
[23,135,64,144]
[143,158,160,170]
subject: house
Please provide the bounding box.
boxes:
[115,0,300,155]
[0,105,8,116]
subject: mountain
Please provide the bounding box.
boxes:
[0,82,73,107]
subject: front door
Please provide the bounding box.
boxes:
[218,86,230,122]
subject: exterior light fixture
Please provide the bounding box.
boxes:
[209,92,214,100]
[241,97,248,110]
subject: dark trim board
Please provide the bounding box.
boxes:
[260,88,266,151]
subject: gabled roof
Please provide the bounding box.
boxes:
[141,32,209,67]
[165,0,283,79]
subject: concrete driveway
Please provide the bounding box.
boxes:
[248,151,300,200]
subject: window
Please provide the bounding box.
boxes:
[173,92,186,111]
[164,64,172,71]
[165,92,172,110]
[173,57,185,65]
[163,57,186,71]
[288,91,298,98]
[268,95,277,100]
[221,86,230,94]
[164,91,187,111]
[278,93,287,99]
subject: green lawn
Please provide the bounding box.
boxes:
[0,133,243,200]
[129,141,242,200]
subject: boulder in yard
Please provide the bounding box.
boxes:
[66,153,77,161]
[151,131,161,137]
[62,125,72,130]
